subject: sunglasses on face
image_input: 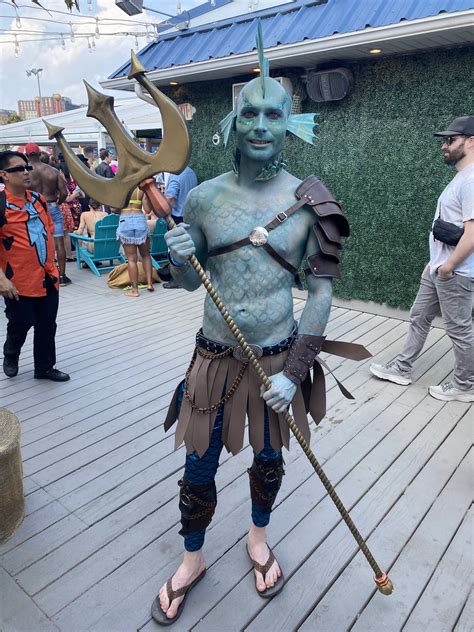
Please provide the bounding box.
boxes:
[3,165,33,173]
[442,135,465,146]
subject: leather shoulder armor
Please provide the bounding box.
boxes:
[296,175,350,279]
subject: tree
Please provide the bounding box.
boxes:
[7,112,22,123]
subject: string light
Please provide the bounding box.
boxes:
[92,37,96,48]
[14,34,19,56]
[16,15,21,29]
[177,2,182,14]
[69,22,75,42]
[134,34,139,49]
[95,17,100,39]
[61,34,66,49]
[87,0,93,12]
[87,36,92,52]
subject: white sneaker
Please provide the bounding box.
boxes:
[429,382,474,403]
[369,361,412,386]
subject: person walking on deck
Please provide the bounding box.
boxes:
[370,116,474,403]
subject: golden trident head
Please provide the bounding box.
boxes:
[43,51,190,209]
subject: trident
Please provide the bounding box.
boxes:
[45,51,393,595]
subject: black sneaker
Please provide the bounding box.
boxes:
[59,275,72,286]
[34,368,70,382]
[3,357,18,377]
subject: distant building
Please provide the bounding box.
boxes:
[0,109,17,125]
[17,95,80,120]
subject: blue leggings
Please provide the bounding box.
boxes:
[182,390,281,552]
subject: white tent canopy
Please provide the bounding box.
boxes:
[0,97,163,149]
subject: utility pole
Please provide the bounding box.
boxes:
[26,68,44,116]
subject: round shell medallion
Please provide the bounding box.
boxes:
[249,226,269,246]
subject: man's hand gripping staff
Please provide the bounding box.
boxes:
[48,51,393,595]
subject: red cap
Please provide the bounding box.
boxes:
[24,142,41,156]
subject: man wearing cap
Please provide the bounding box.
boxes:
[24,142,70,286]
[0,150,69,381]
[370,116,474,402]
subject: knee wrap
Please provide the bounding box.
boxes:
[177,477,217,537]
[247,455,285,514]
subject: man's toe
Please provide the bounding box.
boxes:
[256,574,266,592]
[167,602,180,619]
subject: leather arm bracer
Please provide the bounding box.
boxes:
[283,334,325,385]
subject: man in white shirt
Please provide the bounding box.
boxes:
[370,116,474,402]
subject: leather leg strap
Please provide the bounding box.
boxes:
[248,455,285,514]
[178,478,217,536]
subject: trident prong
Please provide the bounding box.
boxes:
[44,50,190,209]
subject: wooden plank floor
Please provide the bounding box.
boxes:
[0,266,471,632]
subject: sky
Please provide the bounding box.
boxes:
[0,0,203,112]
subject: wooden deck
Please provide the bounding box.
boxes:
[0,266,472,632]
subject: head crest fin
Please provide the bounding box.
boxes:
[256,19,269,98]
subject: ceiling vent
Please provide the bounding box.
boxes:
[306,68,353,102]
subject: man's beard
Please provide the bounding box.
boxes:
[443,145,466,166]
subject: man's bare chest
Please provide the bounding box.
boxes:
[203,193,312,259]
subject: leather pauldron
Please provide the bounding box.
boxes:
[295,175,350,279]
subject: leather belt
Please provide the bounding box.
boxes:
[195,327,297,359]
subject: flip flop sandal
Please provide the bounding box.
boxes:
[247,545,285,599]
[150,569,206,626]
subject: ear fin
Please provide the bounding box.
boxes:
[219,109,237,147]
[287,113,319,145]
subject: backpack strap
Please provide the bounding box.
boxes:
[31,191,48,212]
[0,189,6,228]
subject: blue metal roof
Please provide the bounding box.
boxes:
[109,0,474,79]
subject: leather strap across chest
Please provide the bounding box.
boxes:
[207,194,309,260]
[207,175,348,281]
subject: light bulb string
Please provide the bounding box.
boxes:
[1,30,151,46]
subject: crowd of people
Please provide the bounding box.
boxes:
[0,143,199,379]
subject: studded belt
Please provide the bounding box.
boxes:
[195,327,297,361]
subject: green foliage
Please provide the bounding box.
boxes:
[168,46,473,309]
[6,112,22,124]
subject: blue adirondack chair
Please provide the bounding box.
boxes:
[149,219,168,270]
[69,214,125,276]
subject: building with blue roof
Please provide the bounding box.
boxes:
[104,0,473,309]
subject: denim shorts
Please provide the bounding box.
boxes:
[116,213,148,245]
[47,202,64,237]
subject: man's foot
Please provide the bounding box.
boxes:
[153,551,206,623]
[3,357,18,378]
[429,382,474,403]
[369,361,412,386]
[147,284,155,292]
[59,275,72,286]
[247,526,284,597]
[34,368,70,382]
[162,280,180,289]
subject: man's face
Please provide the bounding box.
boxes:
[441,135,467,166]
[0,156,31,191]
[235,77,291,164]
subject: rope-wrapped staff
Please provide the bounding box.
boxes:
[45,51,393,595]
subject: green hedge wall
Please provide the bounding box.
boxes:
[168,46,473,309]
